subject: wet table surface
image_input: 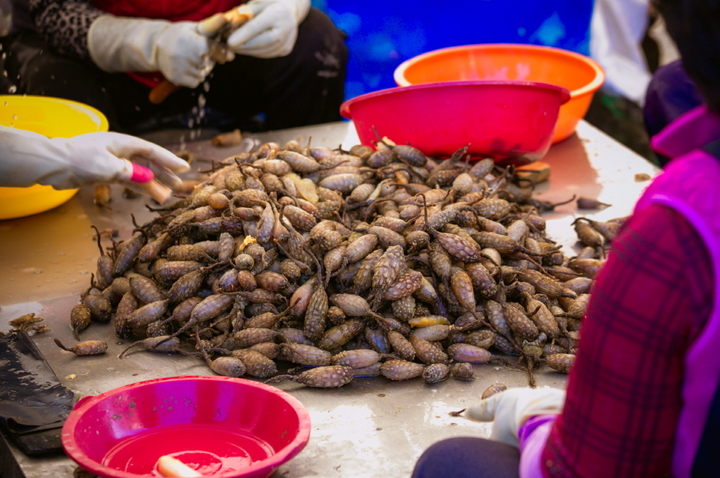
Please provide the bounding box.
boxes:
[0,120,658,478]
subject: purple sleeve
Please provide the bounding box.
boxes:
[518,414,557,478]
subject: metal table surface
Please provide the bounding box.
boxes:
[0,120,658,478]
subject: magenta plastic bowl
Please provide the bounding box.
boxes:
[61,376,311,478]
[340,80,570,165]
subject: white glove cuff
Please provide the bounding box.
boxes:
[88,15,171,73]
[247,0,310,23]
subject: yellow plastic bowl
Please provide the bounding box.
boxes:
[394,44,605,144]
[0,96,109,220]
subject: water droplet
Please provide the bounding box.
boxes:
[79,270,89,275]
[7,85,16,93]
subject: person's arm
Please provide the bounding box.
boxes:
[29,0,229,88]
[0,125,189,196]
[29,0,104,61]
[525,204,712,477]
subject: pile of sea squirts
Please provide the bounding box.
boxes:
[66,139,619,388]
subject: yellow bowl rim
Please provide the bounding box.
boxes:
[0,94,110,133]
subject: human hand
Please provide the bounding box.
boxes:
[59,132,190,187]
[153,21,216,88]
[465,387,565,447]
[227,0,310,58]
[89,16,230,88]
[0,126,189,201]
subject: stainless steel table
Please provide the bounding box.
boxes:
[0,120,658,478]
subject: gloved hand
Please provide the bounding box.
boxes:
[227,0,310,58]
[465,387,566,447]
[0,125,189,195]
[88,15,231,88]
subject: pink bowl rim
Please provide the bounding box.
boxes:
[340,80,571,120]
[393,43,605,99]
[61,375,312,478]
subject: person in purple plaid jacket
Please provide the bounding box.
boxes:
[413,0,720,476]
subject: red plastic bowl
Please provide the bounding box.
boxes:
[340,80,570,166]
[61,376,311,478]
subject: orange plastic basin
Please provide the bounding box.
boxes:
[394,44,605,143]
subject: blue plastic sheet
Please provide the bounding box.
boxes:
[313,1,594,99]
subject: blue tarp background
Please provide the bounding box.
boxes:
[312,1,594,99]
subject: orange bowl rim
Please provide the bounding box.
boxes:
[393,43,605,99]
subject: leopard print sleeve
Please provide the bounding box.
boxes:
[29,0,105,61]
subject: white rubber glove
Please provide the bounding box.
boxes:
[465,387,566,447]
[0,125,189,191]
[88,16,217,88]
[227,0,310,58]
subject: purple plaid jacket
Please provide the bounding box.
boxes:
[518,106,720,477]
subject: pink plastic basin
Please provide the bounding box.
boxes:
[61,376,311,478]
[340,80,570,166]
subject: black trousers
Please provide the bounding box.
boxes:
[3,8,347,134]
[412,437,521,478]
